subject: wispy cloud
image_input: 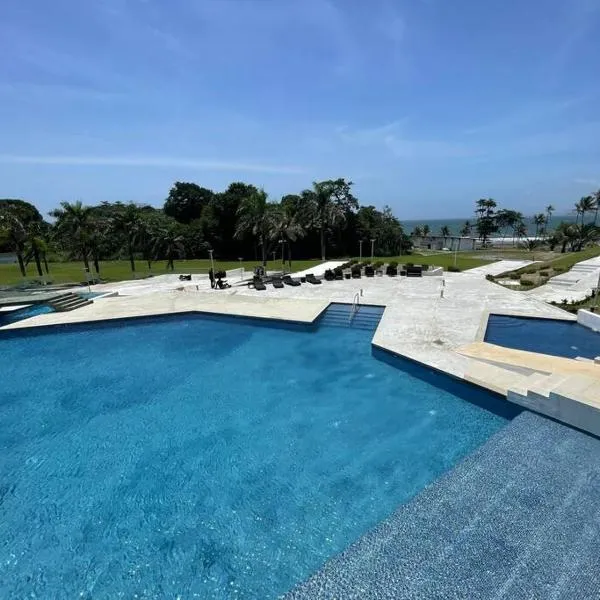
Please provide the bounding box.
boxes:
[0,155,306,174]
[573,177,600,187]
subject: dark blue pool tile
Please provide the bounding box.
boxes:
[284,411,600,600]
[485,314,600,359]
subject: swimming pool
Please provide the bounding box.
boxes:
[0,303,54,327]
[0,307,515,598]
[485,314,600,359]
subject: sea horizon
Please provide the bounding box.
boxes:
[401,213,592,236]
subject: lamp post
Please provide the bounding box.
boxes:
[370,239,375,262]
[359,240,363,262]
[208,249,215,289]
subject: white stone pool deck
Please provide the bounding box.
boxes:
[2,264,599,434]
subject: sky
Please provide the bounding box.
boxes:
[1,0,600,219]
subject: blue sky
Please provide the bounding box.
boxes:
[1,0,599,219]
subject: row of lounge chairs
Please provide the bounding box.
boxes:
[249,273,320,291]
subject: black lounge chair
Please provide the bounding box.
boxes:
[365,266,375,277]
[351,268,361,279]
[254,280,267,291]
[306,273,322,285]
[282,275,301,287]
[272,278,284,289]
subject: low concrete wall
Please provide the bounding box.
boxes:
[423,267,444,277]
[577,309,600,332]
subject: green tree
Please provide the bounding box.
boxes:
[164,182,214,224]
[111,203,143,273]
[475,198,498,245]
[151,225,185,271]
[533,213,546,237]
[50,201,94,272]
[411,226,423,237]
[25,221,50,277]
[234,189,278,266]
[440,225,450,246]
[302,178,358,260]
[271,199,306,266]
[422,224,431,237]
[0,207,27,276]
[545,204,555,231]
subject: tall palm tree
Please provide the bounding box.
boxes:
[0,207,27,277]
[111,203,143,273]
[271,201,305,267]
[533,213,546,238]
[234,189,278,266]
[575,196,595,226]
[50,201,93,272]
[411,226,423,237]
[440,225,450,246]
[301,181,349,261]
[422,224,431,237]
[592,191,600,225]
[151,227,185,271]
[545,204,555,232]
[457,221,471,252]
[25,221,50,277]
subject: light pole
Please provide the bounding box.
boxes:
[370,239,375,262]
[359,240,363,262]
[208,249,215,289]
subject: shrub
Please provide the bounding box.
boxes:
[388,261,398,268]
[373,261,383,269]
[447,265,461,272]
[539,270,549,276]
[509,272,520,280]
[406,262,414,267]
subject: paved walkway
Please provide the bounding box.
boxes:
[285,411,600,600]
[465,260,535,277]
[527,255,600,303]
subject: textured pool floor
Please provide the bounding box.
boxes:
[285,411,600,599]
[0,312,511,599]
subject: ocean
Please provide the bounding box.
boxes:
[402,214,583,236]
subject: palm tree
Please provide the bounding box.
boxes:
[151,227,185,271]
[457,221,471,252]
[440,225,450,246]
[271,201,305,267]
[50,201,93,272]
[0,207,27,277]
[575,196,595,226]
[234,189,278,266]
[411,226,423,237]
[533,213,546,238]
[422,224,431,237]
[545,204,555,232]
[520,238,542,260]
[592,191,600,225]
[111,203,143,273]
[25,221,50,277]
[475,198,498,244]
[301,181,350,261]
[515,222,528,244]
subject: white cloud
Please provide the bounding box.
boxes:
[0,155,306,174]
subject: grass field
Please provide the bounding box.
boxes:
[11,248,598,287]
[0,253,495,286]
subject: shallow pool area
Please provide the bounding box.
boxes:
[1,308,516,598]
[0,303,54,327]
[485,314,600,359]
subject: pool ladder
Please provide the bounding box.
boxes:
[349,292,360,323]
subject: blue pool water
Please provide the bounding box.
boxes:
[1,309,513,599]
[0,304,54,326]
[485,314,600,359]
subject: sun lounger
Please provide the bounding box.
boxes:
[306,274,322,285]
[254,281,267,291]
[282,275,301,287]
[272,278,284,289]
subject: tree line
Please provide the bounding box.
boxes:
[0,179,411,278]
[410,193,600,252]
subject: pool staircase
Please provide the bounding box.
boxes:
[48,292,93,312]
[319,303,384,331]
[464,359,600,436]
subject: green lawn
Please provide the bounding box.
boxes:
[547,245,600,270]
[0,252,498,287]
[0,259,324,286]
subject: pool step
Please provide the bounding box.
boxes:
[319,304,384,331]
[48,292,93,312]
